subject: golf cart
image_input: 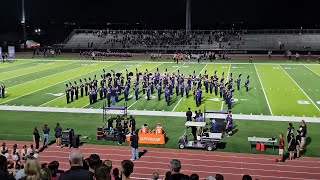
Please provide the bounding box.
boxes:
[178,121,223,151]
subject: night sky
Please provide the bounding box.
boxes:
[1,0,319,31]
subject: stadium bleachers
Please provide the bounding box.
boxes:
[59,29,320,51]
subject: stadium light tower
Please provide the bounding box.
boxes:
[186,0,191,33]
[22,0,27,51]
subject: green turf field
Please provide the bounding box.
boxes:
[0,110,318,157]
[0,59,320,117]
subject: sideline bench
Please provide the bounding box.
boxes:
[248,137,277,151]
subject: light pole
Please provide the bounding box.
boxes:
[186,0,191,33]
[22,0,27,51]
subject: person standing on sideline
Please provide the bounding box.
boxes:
[130,130,139,161]
[33,128,40,151]
[288,134,295,160]
[129,115,136,134]
[43,123,50,148]
[286,123,295,143]
[275,133,284,162]
[226,114,233,137]
[299,120,307,150]
[249,56,253,63]
[295,130,302,158]
[186,108,192,121]
[54,123,62,147]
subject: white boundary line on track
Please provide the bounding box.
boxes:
[304,65,320,76]
[16,58,320,66]
[172,63,208,112]
[279,65,320,112]
[4,141,320,179]
[254,64,274,116]
[5,141,320,166]
[37,160,318,180]
[36,155,320,180]
[36,149,320,166]
[0,62,118,105]
[37,154,320,175]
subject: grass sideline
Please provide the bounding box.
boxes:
[0,110,319,157]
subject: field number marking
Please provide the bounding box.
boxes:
[297,100,310,105]
[208,98,220,102]
[46,93,64,97]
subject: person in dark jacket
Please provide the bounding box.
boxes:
[58,150,94,180]
[167,159,189,180]
[186,108,192,122]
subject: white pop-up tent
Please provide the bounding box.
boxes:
[21,40,41,49]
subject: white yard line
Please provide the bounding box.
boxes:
[304,65,320,76]
[172,97,183,112]
[127,101,138,109]
[221,64,231,110]
[40,95,66,107]
[254,64,274,116]
[280,65,320,112]
[172,63,208,112]
[1,63,119,105]
[173,62,186,72]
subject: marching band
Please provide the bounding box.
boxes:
[64,68,250,110]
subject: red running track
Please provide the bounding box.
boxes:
[3,140,320,180]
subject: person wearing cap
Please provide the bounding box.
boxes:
[65,84,70,104]
[153,123,163,134]
[80,79,84,97]
[245,76,250,92]
[70,83,74,102]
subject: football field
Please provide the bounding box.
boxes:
[0,59,320,118]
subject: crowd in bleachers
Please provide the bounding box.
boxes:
[79,51,133,60]
[1,147,256,180]
[77,29,245,49]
